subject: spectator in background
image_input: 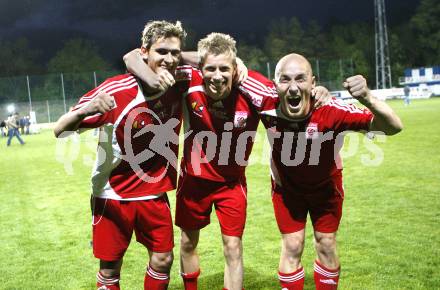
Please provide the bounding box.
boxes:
[6,112,25,146]
[25,116,31,134]
[0,120,6,137]
[19,116,26,134]
[403,85,411,106]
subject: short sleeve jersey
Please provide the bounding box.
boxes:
[263,99,373,189]
[72,70,189,200]
[238,79,373,189]
[180,68,276,182]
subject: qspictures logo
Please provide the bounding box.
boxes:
[55,109,387,180]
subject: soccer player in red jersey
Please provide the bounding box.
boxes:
[54,20,189,290]
[125,32,277,290]
[175,34,274,290]
[240,53,403,290]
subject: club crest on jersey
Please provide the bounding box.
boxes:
[132,119,146,129]
[305,122,319,139]
[234,111,248,128]
[192,101,204,117]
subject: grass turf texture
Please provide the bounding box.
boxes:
[0,98,439,289]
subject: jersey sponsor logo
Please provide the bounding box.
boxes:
[234,111,248,128]
[175,68,192,81]
[191,101,204,117]
[305,122,319,139]
[320,279,337,285]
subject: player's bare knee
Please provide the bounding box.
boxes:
[181,238,198,255]
[314,235,337,256]
[180,230,199,255]
[99,259,122,277]
[99,268,120,278]
[150,251,173,272]
[223,238,242,262]
[284,236,305,257]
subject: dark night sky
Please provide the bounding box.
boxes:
[0,0,421,66]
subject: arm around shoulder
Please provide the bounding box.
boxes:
[53,110,86,138]
[53,91,115,138]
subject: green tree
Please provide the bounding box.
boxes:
[302,20,326,58]
[0,38,42,102]
[44,38,112,101]
[410,0,440,66]
[325,23,374,87]
[237,43,268,77]
[0,38,41,77]
[264,17,305,62]
[47,38,110,73]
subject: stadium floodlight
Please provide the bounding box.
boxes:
[7,104,15,114]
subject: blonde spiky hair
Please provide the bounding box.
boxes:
[141,20,187,49]
[197,33,237,66]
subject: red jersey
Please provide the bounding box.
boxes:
[181,68,276,182]
[255,97,373,189]
[72,70,189,200]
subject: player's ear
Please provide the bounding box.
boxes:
[140,47,149,62]
[311,75,316,89]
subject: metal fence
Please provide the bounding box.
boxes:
[0,58,355,123]
[0,70,124,123]
[258,58,355,89]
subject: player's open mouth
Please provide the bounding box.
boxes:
[287,95,301,109]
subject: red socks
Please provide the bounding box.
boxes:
[278,267,305,290]
[96,271,120,290]
[181,269,200,290]
[145,265,170,290]
[313,260,340,290]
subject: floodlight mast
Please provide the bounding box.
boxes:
[374,0,392,89]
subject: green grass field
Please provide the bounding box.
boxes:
[1,98,439,289]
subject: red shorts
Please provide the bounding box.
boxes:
[175,174,247,237]
[272,176,344,234]
[91,195,174,261]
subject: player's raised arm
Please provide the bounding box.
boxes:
[343,75,403,135]
[181,51,199,67]
[123,49,175,93]
[181,51,248,84]
[53,91,115,138]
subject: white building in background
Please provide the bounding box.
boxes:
[330,66,440,102]
[399,66,440,98]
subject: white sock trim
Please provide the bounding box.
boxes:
[278,268,305,283]
[147,266,170,281]
[314,262,339,278]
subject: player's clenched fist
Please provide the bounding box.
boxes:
[79,91,115,117]
[154,68,176,93]
[343,75,371,103]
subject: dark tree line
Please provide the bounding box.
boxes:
[0,0,438,88]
